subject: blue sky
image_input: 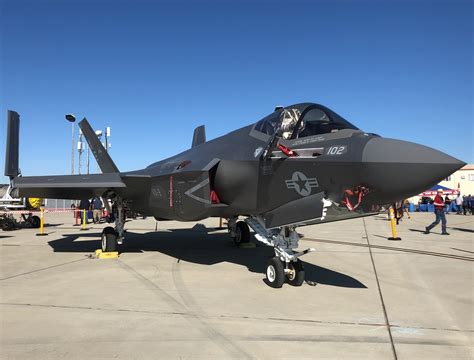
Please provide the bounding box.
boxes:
[1,0,472,183]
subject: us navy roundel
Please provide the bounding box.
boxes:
[285,171,319,197]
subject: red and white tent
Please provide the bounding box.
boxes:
[419,185,459,197]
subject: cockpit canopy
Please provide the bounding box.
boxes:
[254,103,359,139]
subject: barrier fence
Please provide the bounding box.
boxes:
[0,208,76,215]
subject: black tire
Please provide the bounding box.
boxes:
[287,259,305,286]
[266,257,285,288]
[101,226,117,252]
[233,221,250,246]
[31,216,41,228]
[1,218,16,231]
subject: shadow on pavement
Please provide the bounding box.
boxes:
[409,228,427,234]
[48,226,367,289]
[44,223,62,227]
[372,234,390,239]
[448,227,474,233]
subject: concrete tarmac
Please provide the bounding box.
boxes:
[1,212,472,359]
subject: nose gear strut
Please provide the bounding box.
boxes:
[245,216,315,288]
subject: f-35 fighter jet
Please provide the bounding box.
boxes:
[5,103,465,287]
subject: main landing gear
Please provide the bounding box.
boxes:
[246,217,315,288]
[227,217,251,246]
[101,200,125,253]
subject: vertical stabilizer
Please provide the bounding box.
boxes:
[192,125,206,148]
[4,110,20,179]
[78,118,119,173]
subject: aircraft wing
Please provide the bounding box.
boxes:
[12,173,126,200]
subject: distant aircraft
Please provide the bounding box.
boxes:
[5,103,465,287]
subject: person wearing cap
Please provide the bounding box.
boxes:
[425,189,449,235]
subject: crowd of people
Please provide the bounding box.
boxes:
[71,196,104,224]
[445,193,473,215]
[417,193,473,215]
[419,190,472,236]
[390,190,471,236]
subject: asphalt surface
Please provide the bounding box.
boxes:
[1,211,472,359]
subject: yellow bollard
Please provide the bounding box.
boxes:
[81,208,88,231]
[36,207,47,236]
[387,206,401,240]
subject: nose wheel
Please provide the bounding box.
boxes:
[266,257,285,288]
[265,257,305,288]
[287,259,305,286]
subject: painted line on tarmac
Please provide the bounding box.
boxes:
[0,258,88,281]
[171,254,256,359]
[363,218,398,360]
[236,334,469,347]
[3,302,472,335]
[116,259,253,359]
[303,238,474,262]
[451,247,474,254]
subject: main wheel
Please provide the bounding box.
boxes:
[1,217,16,231]
[233,221,250,246]
[287,259,305,286]
[266,257,285,288]
[31,215,41,228]
[101,226,117,252]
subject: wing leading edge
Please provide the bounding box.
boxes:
[12,173,126,199]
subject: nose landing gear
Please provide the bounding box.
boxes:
[245,217,315,288]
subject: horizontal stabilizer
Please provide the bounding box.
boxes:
[192,125,206,148]
[78,118,119,173]
[12,173,125,200]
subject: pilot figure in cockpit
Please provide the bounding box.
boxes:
[280,108,303,139]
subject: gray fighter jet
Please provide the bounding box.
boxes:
[5,103,465,287]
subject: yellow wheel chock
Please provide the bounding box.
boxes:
[95,249,119,259]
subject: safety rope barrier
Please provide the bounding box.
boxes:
[0,208,77,215]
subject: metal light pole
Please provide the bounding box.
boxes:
[105,126,111,153]
[87,143,90,175]
[77,129,83,175]
[65,114,76,175]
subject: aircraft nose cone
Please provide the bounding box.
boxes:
[361,138,465,203]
